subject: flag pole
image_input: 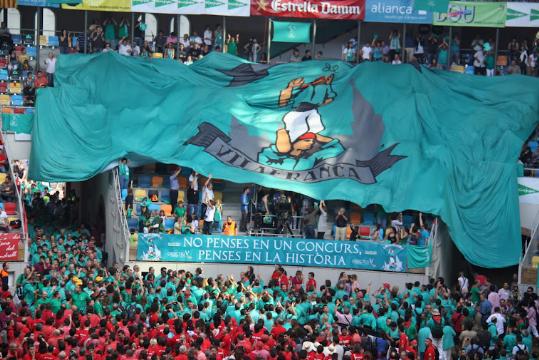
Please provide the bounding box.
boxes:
[448,26,453,67]
[267,18,272,64]
[84,10,88,54]
[311,19,316,55]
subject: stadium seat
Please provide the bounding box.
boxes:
[26,46,37,57]
[178,191,185,203]
[0,173,7,183]
[0,70,8,81]
[532,256,539,268]
[148,189,159,202]
[121,188,127,200]
[214,191,222,203]
[159,190,170,204]
[11,35,21,45]
[161,204,172,216]
[0,58,7,69]
[359,225,371,238]
[39,35,48,46]
[48,36,59,47]
[164,217,175,230]
[362,211,375,225]
[8,82,21,94]
[0,94,10,106]
[10,94,23,106]
[349,211,361,224]
[148,203,160,212]
[4,202,16,215]
[528,141,539,152]
[134,189,147,202]
[151,176,163,188]
[127,217,138,231]
[137,175,151,188]
[179,176,188,189]
[135,203,141,215]
[152,52,163,58]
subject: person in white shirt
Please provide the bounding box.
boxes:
[498,282,510,301]
[0,208,8,232]
[458,272,469,295]
[118,39,132,56]
[203,26,213,47]
[202,174,215,204]
[486,307,506,335]
[361,43,372,61]
[44,52,56,86]
[316,200,328,239]
[203,200,216,235]
[132,42,141,57]
[190,32,203,46]
[180,34,190,49]
[392,54,402,65]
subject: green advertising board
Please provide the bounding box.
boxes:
[433,1,507,27]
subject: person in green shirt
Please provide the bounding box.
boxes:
[485,51,495,77]
[226,33,238,56]
[442,323,456,360]
[118,18,129,40]
[71,285,91,314]
[118,157,129,191]
[103,18,117,49]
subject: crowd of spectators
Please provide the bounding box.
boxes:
[2,212,537,360]
[342,29,539,77]
[122,164,430,246]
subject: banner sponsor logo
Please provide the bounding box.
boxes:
[132,0,250,16]
[365,0,432,23]
[63,0,132,11]
[433,1,506,27]
[0,233,20,261]
[137,233,410,271]
[506,2,539,27]
[252,0,365,20]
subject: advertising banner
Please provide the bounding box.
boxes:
[17,0,60,6]
[433,1,507,27]
[251,0,365,20]
[1,107,34,134]
[506,2,539,27]
[0,233,20,261]
[365,0,431,23]
[132,0,250,16]
[137,233,409,272]
[62,0,131,11]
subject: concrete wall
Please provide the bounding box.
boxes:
[130,261,427,290]
[2,133,31,162]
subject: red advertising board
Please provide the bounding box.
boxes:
[0,233,20,261]
[251,0,365,19]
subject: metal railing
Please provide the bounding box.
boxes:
[112,167,130,264]
[0,132,27,260]
[519,208,539,285]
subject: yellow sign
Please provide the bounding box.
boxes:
[62,0,131,12]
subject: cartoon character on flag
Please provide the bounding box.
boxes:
[258,70,344,171]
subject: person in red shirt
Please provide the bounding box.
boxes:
[423,338,437,360]
[398,327,409,353]
[271,319,287,339]
[291,271,304,292]
[350,344,364,360]
[306,272,317,292]
[308,345,326,360]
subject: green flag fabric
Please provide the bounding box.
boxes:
[272,20,311,43]
[30,52,539,268]
[413,0,449,13]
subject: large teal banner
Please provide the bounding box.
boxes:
[136,233,409,272]
[30,52,539,268]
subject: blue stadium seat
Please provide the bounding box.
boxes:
[529,141,538,152]
[10,94,23,106]
[138,175,151,188]
[362,211,375,225]
[127,218,138,230]
[121,188,127,200]
[160,190,170,204]
[26,46,37,57]
[0,70,8,81]
[135,203,141,214]
[148,204,160,212]
[48,36,59,47]
[164,218,175,230]
[11,35,21,45]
